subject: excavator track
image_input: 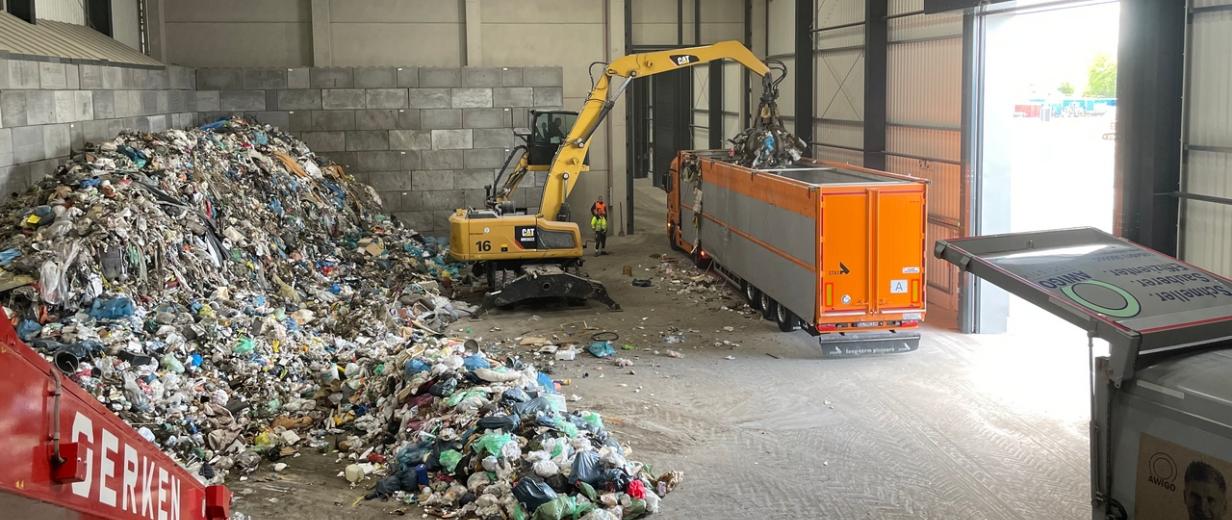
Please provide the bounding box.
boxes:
[480,264,621,314]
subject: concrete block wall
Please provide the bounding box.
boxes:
[0,57,197,197]
[195,65,565,233]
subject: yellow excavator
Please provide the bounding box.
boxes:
[448,40,775,311]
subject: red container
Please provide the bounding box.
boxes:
[0,309,231,520]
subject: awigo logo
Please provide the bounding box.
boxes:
[1149,452,1178,492]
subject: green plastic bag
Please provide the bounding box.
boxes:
[233,337,255,355]
[439,449,463,472]
[531,496,594,520]
[575,481,597,502]
[580,411,604,430]
[476,432,513,456]
[553,416,579,438]
[623,498,648,519]
[446,388,486,408]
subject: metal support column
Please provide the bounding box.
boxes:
[864,0,888,170]
[624,0,636,234]
[1116,0,1184,255]
[743,0,752,129]
[794,0,815,155]
[710,61,724,149]
[959,9,980,333]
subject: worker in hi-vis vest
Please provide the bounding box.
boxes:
[590,196,608,256]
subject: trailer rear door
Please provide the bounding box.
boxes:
[821,192,871,316]
[874,189,926,313]
[821,186,927,320]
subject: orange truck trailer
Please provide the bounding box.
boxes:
[667,151,928,355]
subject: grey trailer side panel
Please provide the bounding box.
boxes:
[699,178,818,320]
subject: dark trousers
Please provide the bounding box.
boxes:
[595,231,607,250]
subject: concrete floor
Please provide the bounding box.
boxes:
[234,180,1093,519]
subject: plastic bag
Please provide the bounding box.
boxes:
[570,451,603,486]
[89,295,135,320]
[586,341,615,358]
[627,479,646,500]
[463,354,491,372]
[513,478,557,511]
[476,433,513,457]
[532,459,559,477]
[513,397,553,418]
[439,449,463,473]
[476,414,520,432]
[404,358,432,377]
[531,495,594,520]
[554,416,579,438]
[580,411,604,431]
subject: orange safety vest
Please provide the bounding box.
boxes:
[592,200,607,217]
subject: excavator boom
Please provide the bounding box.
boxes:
[539,40,769,221]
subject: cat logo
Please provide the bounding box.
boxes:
[515,226,537,246]
[670,54,699,66]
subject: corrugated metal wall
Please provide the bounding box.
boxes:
[1182,2,1232,276]
[767,0,795,121]
[36,0,86,25]
[814,0,864,164]
[887,0,963,310]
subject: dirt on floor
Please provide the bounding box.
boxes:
[233,182,1092,520]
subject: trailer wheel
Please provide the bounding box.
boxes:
[667,225,681,252]
[745,283,762,311]
[775,304,799,332]
[760,293,775,320]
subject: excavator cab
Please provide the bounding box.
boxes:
[521,110,588,166]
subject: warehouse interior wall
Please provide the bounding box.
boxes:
[0,59,197,197]
[1180,0,1232,277]
[163,0,313,68]
[814,0,865,165]
[112,0,140,50]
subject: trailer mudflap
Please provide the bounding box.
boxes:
[818,330,921,357]
[482,266,621,313]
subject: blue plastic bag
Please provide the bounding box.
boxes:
[0,248,21,266]
[404,358,432,377]
[16,319,41,341]
[89,295,135,320]
[463,354,491,372]
[587,341,615,358]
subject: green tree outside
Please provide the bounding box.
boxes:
[1083,54,1117,98]
[1057,81,1075,96]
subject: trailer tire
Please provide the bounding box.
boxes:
[775,304,799,332]
[760,293,775,320]
[668,225,681,252]
[745,283,762,311]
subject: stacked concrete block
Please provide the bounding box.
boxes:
[0,58,196,198]
[190,65,563,234]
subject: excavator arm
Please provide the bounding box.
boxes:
[537,40,770,221]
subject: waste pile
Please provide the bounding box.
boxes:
[0,115,681,518]
[356,338,682,519]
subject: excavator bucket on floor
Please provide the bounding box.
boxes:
[480,265,621,314]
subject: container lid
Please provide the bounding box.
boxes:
[935,227,1232,384]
